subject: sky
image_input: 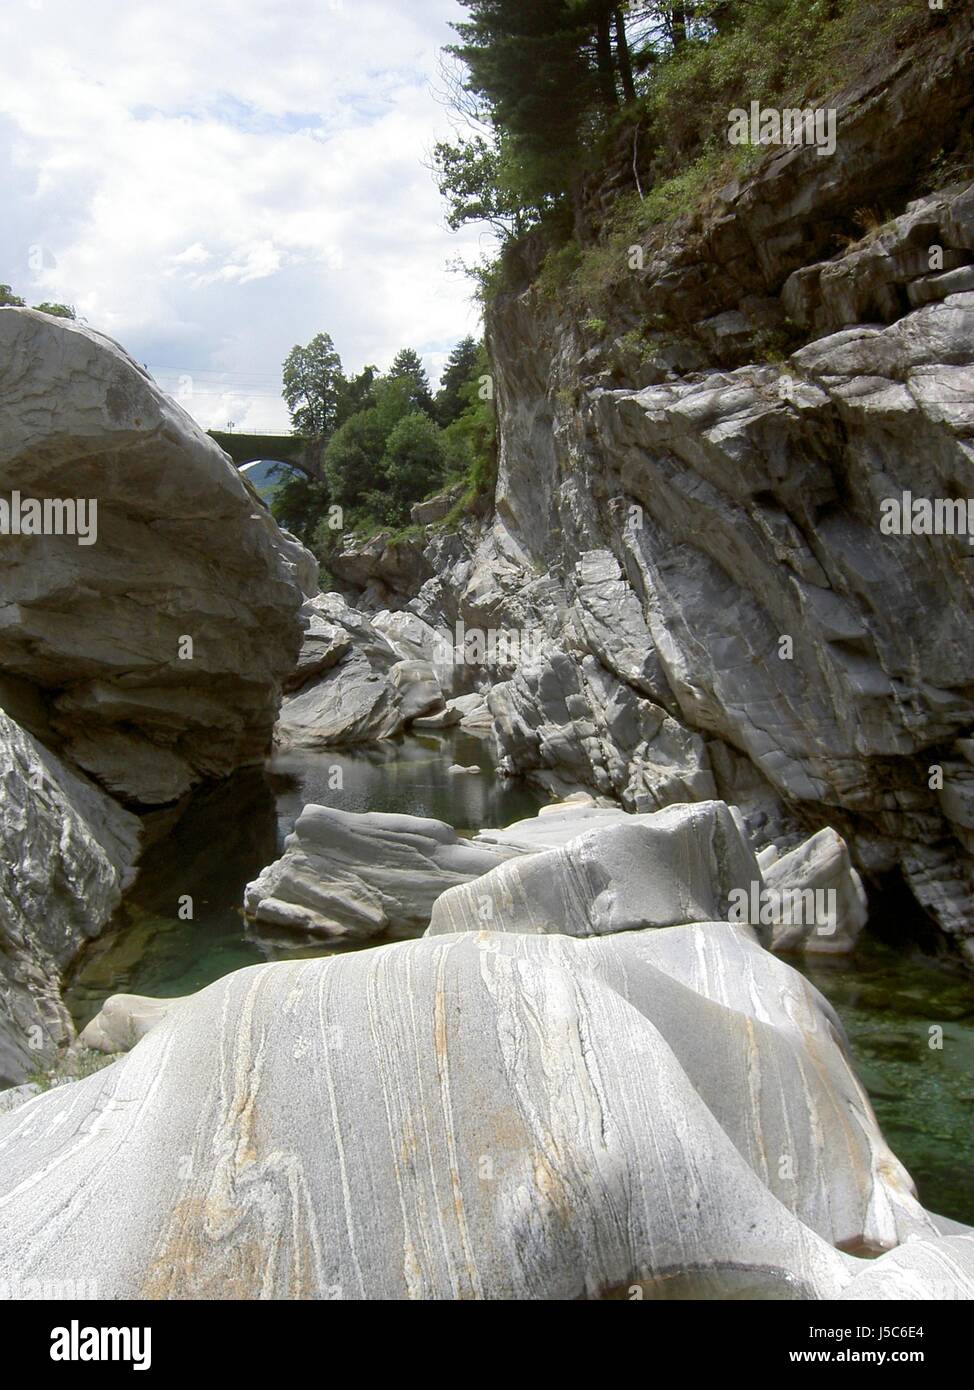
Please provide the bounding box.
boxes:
[0,0,490,433]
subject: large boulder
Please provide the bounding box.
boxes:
[328,530,433,608]
[278,648,403,746]
[243,806,520,941]
[389,659,444,724]
[0,309,314,806]
[282,595,353,694]
[428,800,760,938]
[447,692,493,733]
[0,709,140,1084]
[0,922,958,1299]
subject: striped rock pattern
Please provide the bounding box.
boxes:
[2,920,969,1299]
[429,800,761,940]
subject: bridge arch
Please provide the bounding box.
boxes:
[209,430,323,481]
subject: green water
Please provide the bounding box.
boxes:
[65,734,974,1225]
[795,943,974,1226]
[65,732,542,1020]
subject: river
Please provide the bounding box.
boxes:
[65,732,974,1226]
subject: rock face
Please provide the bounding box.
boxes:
[24,805,970,1298]
[0,309,315,807]
[0,710,140,1084]
[243,805,520,940]
[381,38,974,962]
[3,913,968,1298]
[0,309,314,1081]
[328,528,433,609]
[277,594,454,747]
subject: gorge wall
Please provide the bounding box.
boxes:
[341,16,974,966]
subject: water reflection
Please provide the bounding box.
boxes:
[66,732,541,1028]
[267,731,539,839]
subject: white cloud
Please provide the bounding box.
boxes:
[0,0,489,433]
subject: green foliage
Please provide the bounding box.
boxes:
[446,0,932,307]
[1,284,77,317]
[388,348,436,418]
[432,133,531,237]
[28,1048,115,1092]
[337,364,378,426]
[277,329,497,544]
[550,146,740,312]
[324,372,435,517]
[451,0,601,206]
[378,413,447,527]
[435,336,481,426]
[440,341,497,515]
[536,239,583,298]
[282,331,344,437]
[323,403,391,508]
[33,301,76,319]
[270,473,330,544]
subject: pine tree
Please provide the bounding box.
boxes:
[435,337,481,427]
[389,348,435,418]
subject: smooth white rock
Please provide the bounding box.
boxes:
[0,924,946,1299]
[244,805,520,940]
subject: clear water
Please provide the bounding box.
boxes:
[795,944,974,1226]
[65,734,974,1226]
[65,732,542,1019]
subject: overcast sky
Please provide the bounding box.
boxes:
[0,0,489,432]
